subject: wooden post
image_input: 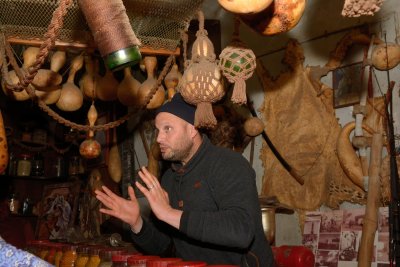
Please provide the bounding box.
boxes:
[358,133,383,267]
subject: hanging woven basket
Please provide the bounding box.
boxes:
[219,17,256,105]
[179,10,225,129]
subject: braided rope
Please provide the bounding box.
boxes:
[0,0,175,133]
[4,0,73,92]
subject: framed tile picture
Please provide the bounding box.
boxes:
[332,62,365,108]
[35,182,81,240]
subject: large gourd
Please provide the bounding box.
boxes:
[23,46,63,90]
[117,67,141,106]
[240,0,306,36]
[108,127,122,183]
[0,111,8,173]
[137,56,165,109]
[147,141,161,178]
[1,70,30,101]
[80,55,100,99]
[35,51,66,104]
[371,42,400,70]
[164,63,182,100]
[56,55,84,112]
[96,69,119,101]
[218,0,273,14]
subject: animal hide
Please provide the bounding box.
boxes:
[257,39,366,211]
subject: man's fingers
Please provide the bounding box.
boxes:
[128,185,137,200]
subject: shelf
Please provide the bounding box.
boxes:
[5,175,68,181]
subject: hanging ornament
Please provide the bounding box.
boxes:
[219,17,256,105]
[179,11,225,129]
[80,102,101,159]
[164,58,182,101]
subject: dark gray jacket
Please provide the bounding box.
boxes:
[131,136,275,266]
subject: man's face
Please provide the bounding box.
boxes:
[155,112,194,162]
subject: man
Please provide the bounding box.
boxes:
[95,93,275,266]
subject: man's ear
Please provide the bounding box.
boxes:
[187,124,198,139]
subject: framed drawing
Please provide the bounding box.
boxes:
[35,182,81,240]
[332,62,364,108]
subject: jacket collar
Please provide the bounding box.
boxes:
[171,134,210,175]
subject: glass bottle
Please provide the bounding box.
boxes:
[54,155,66,178]
[8,192,20,214]
[32,152,44,176]
[69,156,80,176]
[8,151,17,176]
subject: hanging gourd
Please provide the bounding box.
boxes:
[239,0,306,36]
[371,42,400,71]
[179,10,225,128]
[219,17,256,105]
[22,46,63,90]
[79,55,100,100]
[117,67,141,106]
[0,110,8,174]
[164,61,182,100]
[35,51,66,104]
[218,0,273,15]
[1,70,30,101]
[80,102,101,159]
[137,56,166,109]
[96,68,119,101]
[56,54,84,111]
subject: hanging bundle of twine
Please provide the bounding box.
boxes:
[218,17,256,105]
[78,0,142,70]
[179,11,224,129]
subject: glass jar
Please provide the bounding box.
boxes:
[146,258,182,267]
[75,246,90,267]
[111,254,130,267]
[17,153,32,176]
[54,244,65,267]
[99,249,124,267]
[167,262,207,267]
[86,247,101,267]
[60,245,78,267]
[45,244,57,264]
[126,255,160,267]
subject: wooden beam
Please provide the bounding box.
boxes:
[6,37,180,56]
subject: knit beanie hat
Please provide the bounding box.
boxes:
[156,93,196,125]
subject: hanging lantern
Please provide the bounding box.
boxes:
[219,17,256,105]
[179,11,225,129]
